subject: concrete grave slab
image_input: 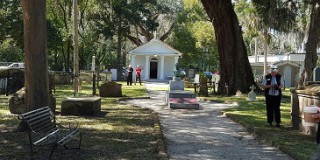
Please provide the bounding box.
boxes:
[61,97,101,116]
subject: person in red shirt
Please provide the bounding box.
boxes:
[135,65,142,85]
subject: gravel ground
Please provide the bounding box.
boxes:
[123,83,293,160]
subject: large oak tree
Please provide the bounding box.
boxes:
[301,0,320,85]
[200,0,255,95]
[21,0,49,111]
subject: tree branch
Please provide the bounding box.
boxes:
[126,34,142,46]
[160,23,175,41]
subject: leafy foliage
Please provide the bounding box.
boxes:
[0,40,23,62]
[168,0,218,71]
[0,0,23,48]
[252,0,298,32]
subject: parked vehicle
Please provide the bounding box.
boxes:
[0,63,24,69]
[9,63,24,68]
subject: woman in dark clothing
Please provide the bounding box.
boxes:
[261,65,284,127]
[127,65,133,86]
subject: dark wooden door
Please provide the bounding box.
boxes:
[150,62,158,79]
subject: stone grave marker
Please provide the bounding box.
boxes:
[313,66,320,81]
[235,90,243,97]
[169,78,184,91]
[194,74,200,83]
[212,74,220,92]
[247,85,256,101]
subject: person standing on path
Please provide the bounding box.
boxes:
[127,65,133,86]
[262,65,284,127]
[135,65,142,85]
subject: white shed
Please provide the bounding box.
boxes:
[129,38,183,80]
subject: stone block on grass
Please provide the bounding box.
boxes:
[61,97,101,116]
[99,82,122,97]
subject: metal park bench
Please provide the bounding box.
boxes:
[18,106,82,159]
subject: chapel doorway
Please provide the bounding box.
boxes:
[150,58,158,79]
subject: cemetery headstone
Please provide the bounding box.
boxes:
[248,85,256,101]
[212,74,220,92]
[235,90,243,97]
[61,97,101,116]
[169,78,184,91]
[167,75,199,109]
[194,74,200,83]
[313,66,320,81]
[110,69,117,81]
[188,69,195,78]
[99,82,122,97]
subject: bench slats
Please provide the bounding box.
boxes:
[28,116,55,133]
[58,129,80,146]
[32,121,56,133]
[25,111,51,122]
[19,106,81,158]
[34,129,60,146]
[21,107,51,119]
[20,107,56,133]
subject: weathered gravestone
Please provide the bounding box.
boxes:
[193,74,200,93]
[188,69,195,78]
[99,82,122,97]
[313,66,320,81]
[61,97,101,116]
[194,74,200,84]
[169,78,184,91]
[212,74,220,93]
[8,87,56,114]
[167,77,199,109]
[247,85,256,101]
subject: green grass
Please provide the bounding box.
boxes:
[200,90,318,160]
[0,82,162,160]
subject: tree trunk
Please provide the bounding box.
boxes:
[201,0,255,95]
[72,0,80,96]
[66,38,71,74]
[117,23,123,81]
[122,41,127,72]
[301,0,320,86]
[96,62,100,88]
[263,29,269,76]
[21,0,49,110]
[20,0,49,130]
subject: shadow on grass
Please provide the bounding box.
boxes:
[0,105,159,160]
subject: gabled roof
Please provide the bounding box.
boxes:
[129,38,183,56]
[273,60,301,67]
[250,61,301,67]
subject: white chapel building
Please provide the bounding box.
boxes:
[129,38,183,80]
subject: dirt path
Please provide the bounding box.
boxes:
[123,83,292,160]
